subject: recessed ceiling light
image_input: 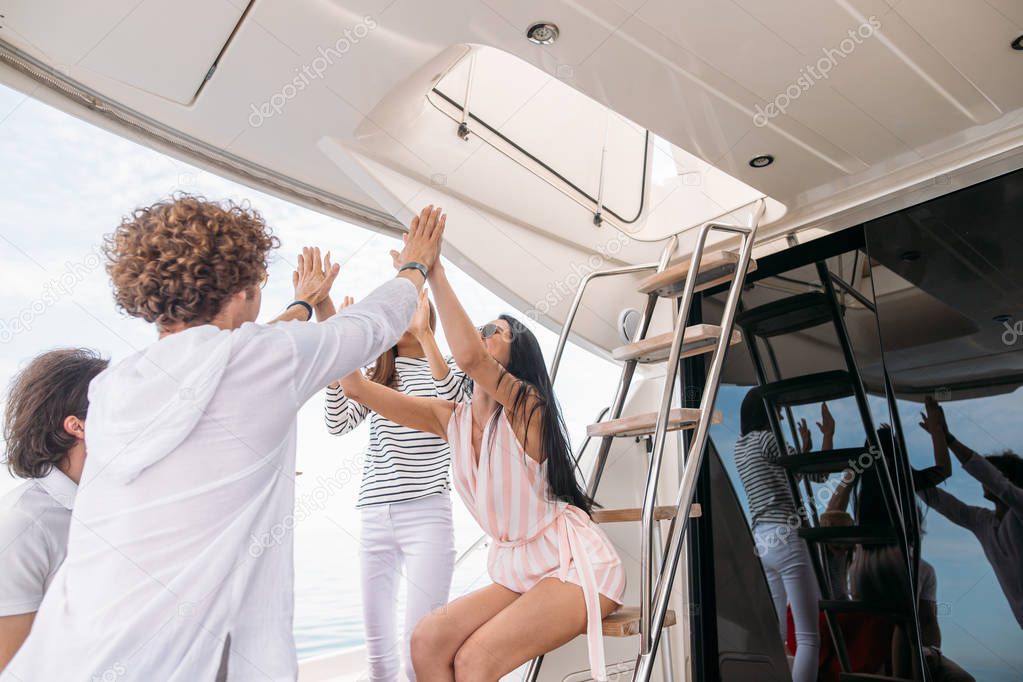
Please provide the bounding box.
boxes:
[749,154,774,168]
[1012,34,1023,51]
[899,249,921,262]
[527,22,559,45]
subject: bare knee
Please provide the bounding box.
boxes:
[410,613,454,674]
[453,639,500,682]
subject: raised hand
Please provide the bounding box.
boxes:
[409,288,433,339]
[798,418,813,453]
[339,296,355,310]
[919,395,948,436]
[392,205,446,274]
[817,402,835,438]
[292,246,340,305]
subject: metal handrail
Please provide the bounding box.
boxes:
[549,262,661,384]
[634,200,764,678]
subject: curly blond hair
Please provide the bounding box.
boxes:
[103,195,279,327]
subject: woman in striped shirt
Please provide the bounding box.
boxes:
[319,287,470,682]
[734,387,829,682]
[337,206,625,682]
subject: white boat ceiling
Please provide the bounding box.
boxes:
[1,0,1021,357]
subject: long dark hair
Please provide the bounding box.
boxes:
[367,299,437,387]
[849,426,913,611]
[491,314,593,514]
[740,387,770,435]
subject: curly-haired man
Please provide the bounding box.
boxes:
[3,197,444,681]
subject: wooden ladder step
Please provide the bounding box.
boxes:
[603,606,677,637]
[587,408,722,439]
[637,251,757,298]
[611,324,741,363]
[591,504,702,523]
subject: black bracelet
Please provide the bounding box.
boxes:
[398,261,429,281]
[287,300,313,321]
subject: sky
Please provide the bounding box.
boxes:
[1,80,1020,679]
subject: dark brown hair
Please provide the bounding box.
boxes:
[366,300,437,387]
[3,348,109,479]
[103,194,279,329]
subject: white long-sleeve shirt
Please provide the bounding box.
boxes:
[2,277,418,682]
[325,356,470,507]
[919,453,1023,628]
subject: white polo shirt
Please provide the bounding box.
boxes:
[0,468,76,616]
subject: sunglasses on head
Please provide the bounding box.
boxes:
[478,323,501,339]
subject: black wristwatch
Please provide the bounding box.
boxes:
[287,300,313,321]
[398,261,429,281]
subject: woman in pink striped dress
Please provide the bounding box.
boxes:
[339,206,625,682]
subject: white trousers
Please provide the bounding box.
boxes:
[754,521,821,682]
[359,494,456,682]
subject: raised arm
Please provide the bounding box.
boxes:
[340,370,453,439]
[952,440,1023,516]
[269,247,339,324]
[826,469,857,514]
[918,485,992,532]
[282,207,445,403]
[425,244,545,460]
[918,396,953,484]
[409,288,455,383]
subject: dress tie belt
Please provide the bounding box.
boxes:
[491,506,608,681]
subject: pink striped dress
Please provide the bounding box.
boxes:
[447,402,626,681]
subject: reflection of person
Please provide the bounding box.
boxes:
[917,396,1023,628]
[734,388,824,682]
[0,349,108,671]
[0,197,442,681]
[321,289,470,681]
[337,212,624,681]
[817,423,974,680]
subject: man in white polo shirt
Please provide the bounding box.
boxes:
[1,198,444,681]
[0,348,108,670]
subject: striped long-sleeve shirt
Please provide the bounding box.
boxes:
[735,430,797,527]
[734,429,832,528]
[325,356,471,507]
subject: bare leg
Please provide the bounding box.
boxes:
[452,577,619,682]
[410,583,518,682]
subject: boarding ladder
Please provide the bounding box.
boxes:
[521,200,765,681]
[735,260,927,681]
